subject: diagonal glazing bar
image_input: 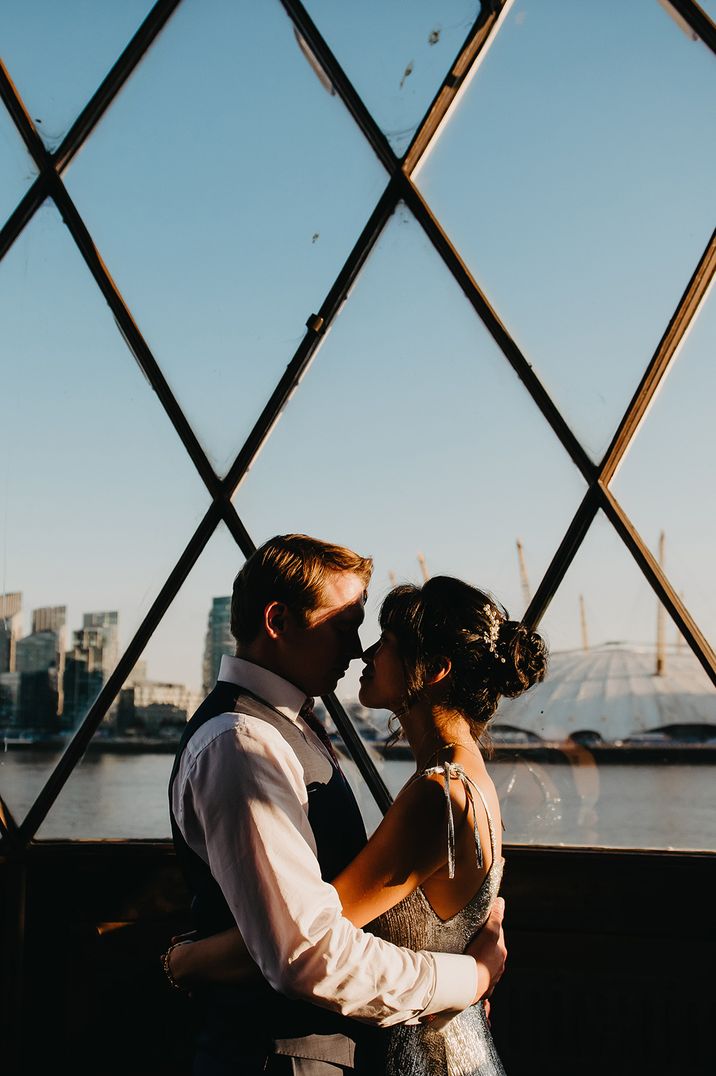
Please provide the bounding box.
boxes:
[0,173,52,263]
[522,488,601,631]
[402,0,514,174]
[218,499,259,560]
[53,0,182,173]
[50,177,222,498]
[224,177,400,497]
[322,695,393,815]
[0,60,46,163]
[599,484,716,685]
[665,0,716,53]
[0,0,181,235]
[0,793,20,852]
[599,230,716,486]
[280,0,397,173]
[18,502,224,844]
[523,481,716,686]
[0,43,223,502]
[403,179,597,485]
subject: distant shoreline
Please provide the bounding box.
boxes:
[383,742,716,765]
[3,734,715,764]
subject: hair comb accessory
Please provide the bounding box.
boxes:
[482,604,507,663]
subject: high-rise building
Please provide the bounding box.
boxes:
[15,668,59,732]
[32,606,66,635]
[63,614,119,729]
[82,611,119,680]
[16,631,62,674]
[124,660,147,687]
[202,596,232,693]
[0,671,21,728]
[0,592,22,674]
[15,616,66,730]
[117,678,201,735]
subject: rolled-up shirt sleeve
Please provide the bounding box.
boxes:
[173,713,478,1026]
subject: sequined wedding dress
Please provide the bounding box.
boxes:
[368,763,506,1076]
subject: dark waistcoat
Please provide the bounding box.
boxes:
[168,681,372,1070]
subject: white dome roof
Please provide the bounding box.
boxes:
[494,643,716,742]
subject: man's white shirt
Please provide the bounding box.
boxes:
[171,654,479,1026]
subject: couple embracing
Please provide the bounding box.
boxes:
[165,533,547,1075]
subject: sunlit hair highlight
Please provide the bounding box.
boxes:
[231,533,373,645]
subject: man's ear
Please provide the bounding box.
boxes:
[426,656,452,686]
[264,601,289,640]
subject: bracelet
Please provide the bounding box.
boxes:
[161,942,186,991]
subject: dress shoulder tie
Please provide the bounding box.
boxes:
[420,762,497,880]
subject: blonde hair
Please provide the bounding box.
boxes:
[231,534,373,645]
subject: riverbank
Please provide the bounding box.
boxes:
[5,732,716,763]
[382,741,716,764]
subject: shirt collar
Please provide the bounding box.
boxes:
[217,654,306,723]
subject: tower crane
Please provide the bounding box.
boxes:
[515,539,532,608]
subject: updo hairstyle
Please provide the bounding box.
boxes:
[380,576,548,739]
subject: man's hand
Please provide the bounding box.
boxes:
[465,897,506,1004]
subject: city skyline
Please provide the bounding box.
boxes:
[1,590,207,732]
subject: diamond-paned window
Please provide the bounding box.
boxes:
[1,0,714,850]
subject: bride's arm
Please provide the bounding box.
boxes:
[167,773,480,989]
[331,772,460,926]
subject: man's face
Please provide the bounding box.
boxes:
[280,571,367,697]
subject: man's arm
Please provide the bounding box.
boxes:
[174,714,490,1025]
[166,887,506,1005]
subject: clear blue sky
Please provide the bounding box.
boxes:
[1,0,714,703]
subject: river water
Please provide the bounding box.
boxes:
[1,746,713,850]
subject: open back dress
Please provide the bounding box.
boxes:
[367,762,507,1076]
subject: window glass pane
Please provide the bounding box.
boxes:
[235,203,587,819]
[494,510,715,849]
[0,103,37,222]
[65,0,388,476]
[34,523,243,839]
[0,0,154,150]
[0,203,209,827]
[304,0,482,156]
[415,0,716,460]
[611,286,716,652]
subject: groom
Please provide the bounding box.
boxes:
[169,533,506,1075]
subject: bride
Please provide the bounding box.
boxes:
[166,575,547,1075]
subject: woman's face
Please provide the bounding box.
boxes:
[358,629,409,711]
